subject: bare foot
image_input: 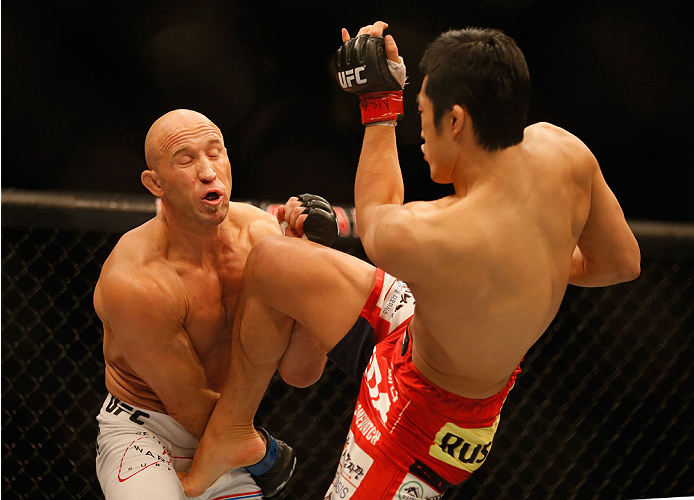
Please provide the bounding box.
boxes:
[178,425,267,497]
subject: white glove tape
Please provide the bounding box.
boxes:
[388,56,407,88]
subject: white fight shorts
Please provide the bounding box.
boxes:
[95,393,262,500]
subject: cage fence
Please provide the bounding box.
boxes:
[2,190,693,500]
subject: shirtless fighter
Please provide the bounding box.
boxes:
[93,109,339,499]
[180,23,641,499]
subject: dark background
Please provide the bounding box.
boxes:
[2,0,693,221]
[2,3,694,499]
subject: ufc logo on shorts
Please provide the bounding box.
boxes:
[105,395,150,425]
[338,67,367,88]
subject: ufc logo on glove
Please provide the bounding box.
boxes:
[338,66,368,88]
[334,34,407,125]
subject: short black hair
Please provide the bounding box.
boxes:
[419,28,531,151]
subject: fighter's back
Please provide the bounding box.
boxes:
[405,122,598,398]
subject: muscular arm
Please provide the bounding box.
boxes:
[343,22,412,274]
[99,270,218,438]
[355,126,406,256]
[569,158,641,287]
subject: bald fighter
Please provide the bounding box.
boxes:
[180,22,641,499]
[94,109,338,499]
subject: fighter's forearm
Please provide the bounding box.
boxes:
[354,126,404,234]
[167,388,220,439]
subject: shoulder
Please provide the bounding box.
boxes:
[102,219,166,273]
[228,201,273,220]
[525,122,594,156]
[227,202,281,243]
[96,222,185,319]
[525,121,574,138]
[366,198,477,283]
[525,122,598,174]
[228,202,277,228]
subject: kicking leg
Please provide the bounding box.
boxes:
[278,322,327,388]
[180,286,292,496]
[180,236,376,496]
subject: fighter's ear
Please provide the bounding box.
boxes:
[450,104,466,137]
[141,169,164,197]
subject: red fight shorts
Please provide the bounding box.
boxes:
[325,269,521,499]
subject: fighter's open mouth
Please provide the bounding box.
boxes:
[204,191,220,201]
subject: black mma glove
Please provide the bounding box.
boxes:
[298,194,339,246]
[335,34,407,126]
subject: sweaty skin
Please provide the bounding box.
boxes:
[94,110,295,438]
[352,23,640,398]
[179,22,640,496]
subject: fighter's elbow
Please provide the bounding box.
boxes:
[620,256,641,282]
[613,246,641,283]
[575,247,640,287]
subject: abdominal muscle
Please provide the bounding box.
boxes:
[104,362,167,413]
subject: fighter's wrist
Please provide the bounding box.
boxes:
[364,121,397,127]
[359,91,404,126]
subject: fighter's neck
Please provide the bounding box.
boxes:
[158,213,232,263]
[450,143,522,196]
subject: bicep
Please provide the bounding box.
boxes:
[101,276,211,414]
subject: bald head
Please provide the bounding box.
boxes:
[144,109,222,171]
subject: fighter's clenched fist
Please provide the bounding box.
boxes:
[335,21,407,125]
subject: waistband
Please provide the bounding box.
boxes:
[98,392,199,449]
[395,325,521,426]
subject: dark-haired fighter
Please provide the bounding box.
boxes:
[181,22,640,499]
[94,109,338,499]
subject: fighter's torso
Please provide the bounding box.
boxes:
[165,233,248,392]
[406,122,593,398]
[97,203,275,412]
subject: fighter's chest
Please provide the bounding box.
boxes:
[177,254,248,348]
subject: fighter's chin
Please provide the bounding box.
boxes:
[201,201,229,223]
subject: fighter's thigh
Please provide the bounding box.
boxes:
[96,430,184,499]
[245,236,377,351]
